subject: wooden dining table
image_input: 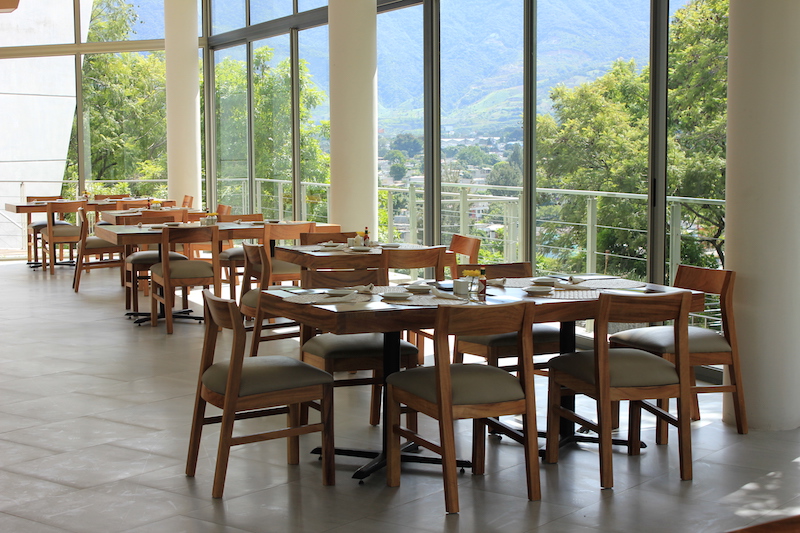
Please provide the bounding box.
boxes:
[99,208,206,224]
[257,279,705,479]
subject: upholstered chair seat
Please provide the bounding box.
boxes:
[150,260,214,279]
[387,363,525,405]
[610,325,731,354]
[548,348,679,387]
[202,355,333,397]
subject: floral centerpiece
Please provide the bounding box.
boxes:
[461,269,481,293]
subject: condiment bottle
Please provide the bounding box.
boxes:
[478,267,487,296]
[363,227,370,246]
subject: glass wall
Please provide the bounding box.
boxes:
[440,0,523,260]
[214,45,249,213]
[378,4,423,244]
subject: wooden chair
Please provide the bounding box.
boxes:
[299,232,358,245]
[444,234,481,279]
[182,195,194,208]
[377,245,446,285]
[72,207,125,292]
[215,213,264,298]
[544,290,694,489]
[141,210,188,222]
[239,241,300,345]
[386,301,541,514]
[25,195,70,264]
[452,262,561,372]
[609,265,747,434]
[150,225,221,333]
[116,199,151,210]
[270,222,316,284]
[297,268,419,426]
[216,204,232,215]
[40,199,86,275]
[123,215,189,314]
[186,290,334,498]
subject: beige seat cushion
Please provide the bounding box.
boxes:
[387,363,525,405]
[459,323,561,347]
[40,225,80,237]
[28,220,71,230]
[548,348,679,387]
[609,325,732,354]
[272,259,301,275]
[220,246,244,260]
[150,260,214,279]
[303,332,418,359]
[240,289,260,309]
[202,355,332,397]
[126,250,188,264]
[83,236,119,250]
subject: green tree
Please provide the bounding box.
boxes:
[391,133,423,158]
[456,145,497,167]
[385,149,406,165]
[389,163,407,181]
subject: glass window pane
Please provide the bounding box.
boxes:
[251,0,294,25]
[80,51,168,198]
[298,0,327,11]
[535,1,650,278]
[85,0,165,42]
[298,26,331,224]
[215,46,249,213]
[0,57,76,250]
[252,36,292,219]
[440,0,522,259]
[0,1,74,46]
[212,0,245,35]
[667,0,727,275]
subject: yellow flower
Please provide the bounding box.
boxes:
[207,212,218,216]
[461,269,481,278]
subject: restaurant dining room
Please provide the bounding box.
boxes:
[1,1,800,532]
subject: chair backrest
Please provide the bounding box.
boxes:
[300,232,358,245]
[216,204,233,216]
[378,246,446,285]
[182,195,194,208]
[26,196,62,222]
[594,291,692,381]
[158,225,221,282]
[76,207,90,245]
[45,199,86,239]
[117,199,150,210]
[673,264,736,347]
[448,234,481,263]
[136,215,179,225]
[433,301,536,406]
[218,213,264,223]
[242,240,272,294]
[269,222,316,241]
[159,200,177,207]
[141,210,186,222]
[303,268,380,289]
[200,290,247,385]
[456,262,532,279]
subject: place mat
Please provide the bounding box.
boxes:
[572,278,646,289]
[387,294,469,306]
[538,289,601,300]
[284,293,373,304]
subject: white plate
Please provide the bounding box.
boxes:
[320,242,342,247]
[380,243,402,248]
[405,284,432,294]
[164,222,181,227]
[250,221,266,225]
[380,292,412,301]
[147,224,166,230]
[531,276,557,286]
[523,285,553,295]
[326,289,356,296]
[350,246,371,252]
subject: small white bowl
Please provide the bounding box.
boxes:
[523,285,553,295]
[532,276,557,286]
[380,292,412,301]
[405,284,432,294]
[320,242,342,247]
[380,243,402,248]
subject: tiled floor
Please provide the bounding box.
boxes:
[0,260,797,532]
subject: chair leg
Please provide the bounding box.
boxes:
[627,400,642,456]
[689,366,701,421]
[386,385,402,488]
[369,382,382,426]
[212,404,237,498]
[287,403,300,465]
[544,378,562,464]
[165,286,175,334]
[186,392,207,477]
[598,397,614,489]
[72,252,84,292]
[320,384,335,486]
[677,395,693,481]
[438,410,460,514]
[728,361,749,434]
[471,418,486,475]
[655,397,670,445]
[124,266,133,310]
[522,405,542,501]
[150,281,160,327]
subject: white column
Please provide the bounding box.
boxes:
[328,0,378,233]
[726,0,800,429]
[164,0,202,206]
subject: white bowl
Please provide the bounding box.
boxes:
[405,284,432,294]
[380,292,412,300]
[320,242,342,247]
[531,276,557,286]
[350,246,371,252]
[164,222,182,227]
[523,285,553,295]
[380,243,402,248]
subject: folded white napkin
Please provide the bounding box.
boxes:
[568,276,586,284]
[431,288,465,300]
[325,244,346,251]
[347,284,374,294]
[487,278,506,287]
[307,292,359,304]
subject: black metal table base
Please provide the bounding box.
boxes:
[131,308,202,325]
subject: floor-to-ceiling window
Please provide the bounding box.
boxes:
[214,45,249,213]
